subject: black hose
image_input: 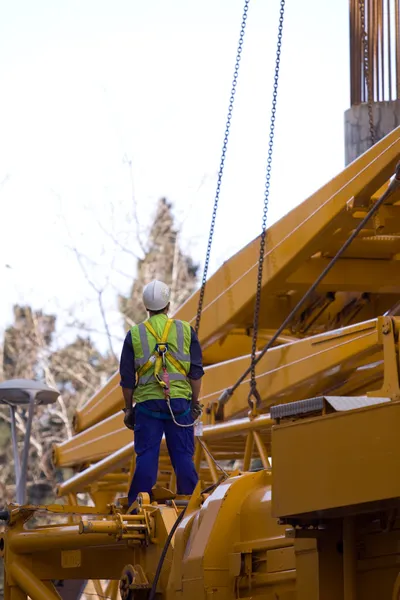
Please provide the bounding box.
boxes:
[148,507,187,600]
[201,476,226,495]
[148,478,224,600]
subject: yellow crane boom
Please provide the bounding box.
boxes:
[4,1,400,598]
[62,124,400,449]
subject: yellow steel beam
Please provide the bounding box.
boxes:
[57,413,274,492]
[73,328,295,434]
[53,412,129,468]
[3,525,143,584]
[191,294,400,362]
[287,258,400,292]
[54,318,392,468]
[175,126,400,345]
[71,315,383,459]
[73,375,121,433]
[74,127,400,434]
[55,440,134,496]
[9,525,119,554]
[9,560,61,600]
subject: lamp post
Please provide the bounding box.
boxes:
[0,379,59,504]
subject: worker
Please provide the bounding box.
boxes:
[119,279,204,508]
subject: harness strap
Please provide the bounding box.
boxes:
[162,352,187,376]
[138,372,186,385]
[144,318,173,343]
[136,319,187,381]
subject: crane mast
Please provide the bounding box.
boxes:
[347,0,400,163]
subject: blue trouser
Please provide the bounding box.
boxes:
[127,398,198,506]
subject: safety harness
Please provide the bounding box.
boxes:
[136,318,187,399]
[136,318,202,428]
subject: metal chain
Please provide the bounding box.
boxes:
[248,0,286,410]
[359,0,375,145]
[195,0,251,335]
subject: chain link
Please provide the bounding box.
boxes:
[248,0,286,410]
[359,0,375,146]
[195,0,251,335]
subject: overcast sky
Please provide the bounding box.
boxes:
[0,0,349,354]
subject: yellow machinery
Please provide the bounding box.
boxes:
[4,1,400,599]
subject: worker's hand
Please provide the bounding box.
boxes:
[190,401,203,422]
[123,407,135,431]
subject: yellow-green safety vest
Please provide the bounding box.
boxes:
[130,314,192,403]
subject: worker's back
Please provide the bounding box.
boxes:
[131,313,192,402]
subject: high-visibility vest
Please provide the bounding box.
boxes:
[130,314,192,403]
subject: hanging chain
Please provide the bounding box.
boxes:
[195,0,251,335]
[359,0,375,146]
[248,0,286,411]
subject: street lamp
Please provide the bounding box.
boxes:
[0,379,59,505]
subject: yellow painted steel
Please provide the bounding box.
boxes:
[5,126,400,599]
[271,399,400,518]
[3,473,297,600]
[56,413,274,496]
[72,126,400,433]
[54,317,396,467]
[8,561,61,600]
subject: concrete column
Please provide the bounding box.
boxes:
[344,100,400,165]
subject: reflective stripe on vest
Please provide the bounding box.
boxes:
[130,314,192,403]
[139,372,187,385]
[134,321,191,367]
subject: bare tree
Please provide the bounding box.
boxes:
[69,247,118,362]
[0,189,200,506]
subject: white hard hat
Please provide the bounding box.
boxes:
[142,280,171,311]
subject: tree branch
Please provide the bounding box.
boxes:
[70,247,117,361]
[96,220,143,261]
[122,154,147,256]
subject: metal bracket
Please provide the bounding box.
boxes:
[120,564,150,600]
[368,316,400,400]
